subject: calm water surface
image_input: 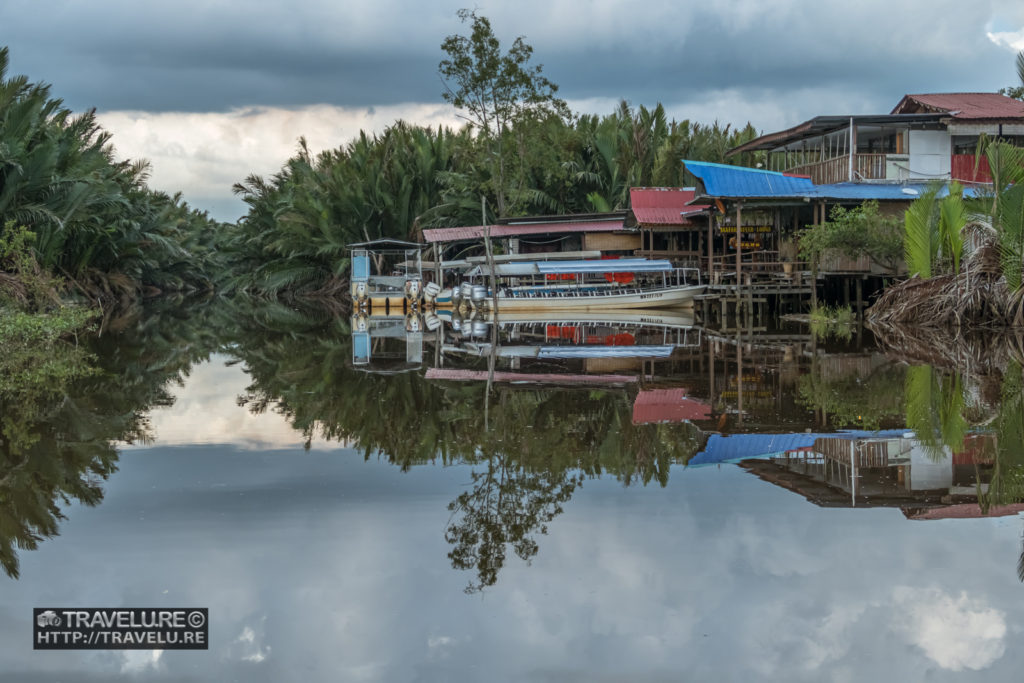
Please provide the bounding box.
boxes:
[2,303,1023,681]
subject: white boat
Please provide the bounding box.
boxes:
[437,259,703,311]
[494,283,701,310]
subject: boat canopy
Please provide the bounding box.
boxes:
[466,258,674,277]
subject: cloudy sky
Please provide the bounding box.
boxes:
[3,0,1024,221]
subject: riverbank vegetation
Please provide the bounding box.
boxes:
[0,47,224,315]
[225,11,762,300]
[869,142,1024,328]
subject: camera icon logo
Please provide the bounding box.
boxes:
[37,611,61,628]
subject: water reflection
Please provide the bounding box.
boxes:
[9,301,1024,678]
[0,299,225,578]
[5,300,1024,596]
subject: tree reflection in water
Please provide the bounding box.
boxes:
[873,326,1024,581]
[0,299,225,578]
[230,311,705,591]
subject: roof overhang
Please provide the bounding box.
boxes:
[727,113,946,156]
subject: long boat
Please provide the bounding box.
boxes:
[434,259,703,311]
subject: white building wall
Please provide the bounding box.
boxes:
[907,441,953,490]
[907,130,952,179]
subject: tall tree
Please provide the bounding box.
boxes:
[438,9,568,217]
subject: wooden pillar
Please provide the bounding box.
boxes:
[433,243,442,286]
[856,277,863,318]
[708,339,715,409]
[735,202,743,292]
[736,332,744,425]
[707,213,713,280]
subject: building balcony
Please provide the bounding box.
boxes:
[786,153,889,184]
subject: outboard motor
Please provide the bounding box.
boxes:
[350,281,368,305]
[471,285,488,305]
[404,279,422,305]
[423,281,441,302]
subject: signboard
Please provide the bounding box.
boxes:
[718,225,773,234]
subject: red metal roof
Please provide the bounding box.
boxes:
[425,368,637,385]
[891,93,1024,119]
[908,503,1024,521]
[629,187,709,226]
[423,220,625,244]
[631,388,711,425]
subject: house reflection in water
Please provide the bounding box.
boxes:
[740,433,1024,518]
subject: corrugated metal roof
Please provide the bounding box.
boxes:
[683,160,817,198]
[630,187,709,226]
[633,208,688,225]
[813,183,932,200]
[907,503,1024,520]
[424,368,637,385]
[891,93,1024,119]
[632,388,711,424]
[689,430,907,467]
[423,221,625,244]
[465,258,674,277]
[536,259,673,273]
[347,238,424,249]
[684,160,983,201]
[727,113,946,156]
[631,187,698,207]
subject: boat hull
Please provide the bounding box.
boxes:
[493,285,702,311]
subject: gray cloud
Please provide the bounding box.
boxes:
[4,0,1023,218]
[2,0,1022,122]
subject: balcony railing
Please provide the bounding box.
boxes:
[787,154,887,185]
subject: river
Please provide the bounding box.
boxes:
[2,300,1022,681]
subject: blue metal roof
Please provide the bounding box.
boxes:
[682,160,984,202]
[682,160,816,198]
[688,430,908,467]
[812,183,983,200]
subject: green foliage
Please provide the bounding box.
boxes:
[984,142,1024,292]
[0,47,223,302]
[229,102,761,298]
[904,188,939,278]
[808,304,854,341]
[0,297,230,578]
[902,185,967,279]
[0,222,62,310]
[226,13,762,298]
[939,182,967,276]
[439,9,569,217]
[998,50,1024,101]
[798,201,903,273]
[904,365,967,461]
[796,357,905,429]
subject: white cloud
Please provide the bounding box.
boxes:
[119,648,163,674]
[118,355,347,450]
[891,586,1007,671]
[232,624,271,663]
[97,103,460,221]
[988,29,1024,51]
